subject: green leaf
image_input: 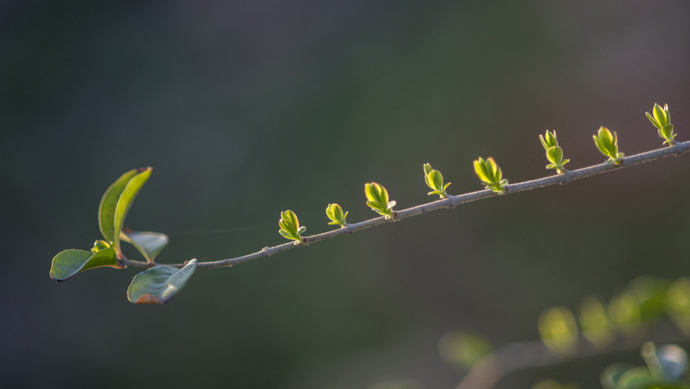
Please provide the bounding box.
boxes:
[615,366,653,389]
[654,104,667,126]
[372,182,389,204]
[601,363,634,389]
[98,169,141,243]
[474,159,490,183]
[113,168,152,258]
[540,134,548,151]
[647,112,661,129]
[547,146,564,165]
[121,230,169,262]
[285,210,298,229]
[279,229,295,240]
[50,248,119,282]
[429,170,444,191]
[127,259,197,304]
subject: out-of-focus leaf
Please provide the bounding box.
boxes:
[657,344,689,381]
[113,168,152,257]
[127,259,197,304]
[614,366,653,389]
[609,291,644,336]
[98,169,140,242]
[579,295,613,348]
[121,230,168,262]
[438,331,492,369]
[50,248,119,282]
[628,276,669,321]
[601,363,634,389]
[538,306,579,354]
[666,278,690,335]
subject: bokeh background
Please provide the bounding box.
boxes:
[2,0,690,388]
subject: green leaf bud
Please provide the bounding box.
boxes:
[473,157,508,193]
[325,203,348,227]
[539,130,559,151]
[91,239,111,253]
[593,127,624,164]
[364,182,396,219]
[647,104,676,146]
[423,163,451,198]
[278,210,305,243]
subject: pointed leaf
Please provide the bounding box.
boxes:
[285,210,299,229]
[113,168,152,258]
[364,183,374,203]
[50,248,119,282]
[474,159,490,183]
[279,229,295,240]
[430,170,444,191]
[654,104,666,126]
[121,230,169,262]
[647,112,660,129]
[98,169,141,242]
[487,158,498,181]
[377,183,390,205]
[540,134,549,151]
[547,146,564,165]
[127,259,197,304]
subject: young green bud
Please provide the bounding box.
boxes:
[91,239,111,253]
[473,157,508,194]
[646,103,676,146]
[539,130,559,151]
[278,210,306,244]
[539,130,570,174]
[364,182,396,219]
[325,203,348,227]
[593,127,624,165]
[423,163,451,198]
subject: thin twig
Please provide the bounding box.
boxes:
[121,141,690,270]
[454,319,690,389]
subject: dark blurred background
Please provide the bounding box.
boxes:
[2,0,690,388]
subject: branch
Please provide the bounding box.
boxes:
[454,320,690,389]
[121,140,690,270]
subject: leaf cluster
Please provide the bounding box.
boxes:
[365,182,397,219]
[278,210,306,244]
[473,157,508,193]
[601,342,690,389]
[647,103,676,146]
[423,163,451,198]
[540,130,570,174]
[325,203,348,227]
[50,167,192,304]
[594,127,625,165]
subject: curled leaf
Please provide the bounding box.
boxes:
[127,259,197,304]
[98,169,141,242]
[113,168,152,257]
[121,230,169,263]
